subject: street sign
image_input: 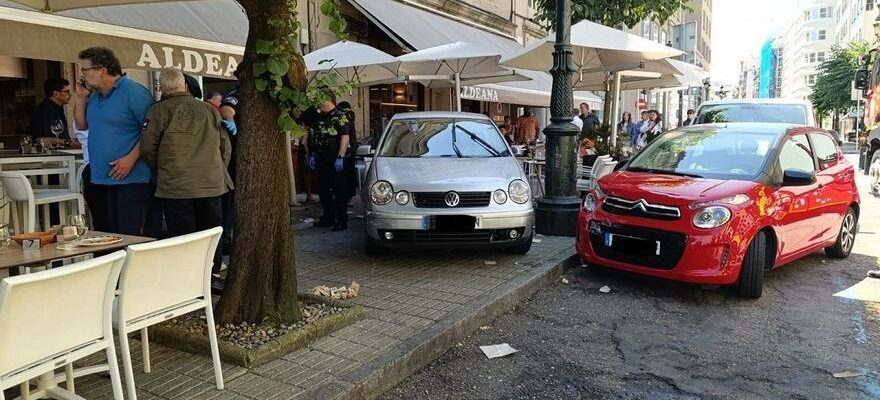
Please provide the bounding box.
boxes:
[636,99,647,109]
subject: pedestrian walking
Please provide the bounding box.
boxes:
[617,111,634,140]
[577,102,600,134]
[629,110,649,148]
[682,109,695,126]
[140,67,233,273]
[304,91,353,231]
[77,46,157,236]
[635,110,662,150]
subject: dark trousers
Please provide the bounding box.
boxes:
[316,158,351,225]
[160,196,224,272]
[220,190,234,255]
[98,183,159,237]
[82,165,110,232]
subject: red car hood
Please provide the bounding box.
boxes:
[598,171,762,206]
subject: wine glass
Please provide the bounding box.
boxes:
[19,135,31,153]
[68,214,89,238]
[50,119,64,144]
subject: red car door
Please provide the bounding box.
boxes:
[809,132,855,243]
[773,134,823,261]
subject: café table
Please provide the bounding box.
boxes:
[0,231,155,395]
[0,149,79,193]
[0,231,155,271]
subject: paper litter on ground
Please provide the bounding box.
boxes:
[532,238,542,243]
[301,218,315,223]
[833,278,880,303]
[561,277,569,284]
[310,281,360,299]
[833,371,863,378]
[480,343,518,359]
[484,260,497,265]
[599,286,612,293]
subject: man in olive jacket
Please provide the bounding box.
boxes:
[141,67,232,272]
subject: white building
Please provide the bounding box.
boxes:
[834,0,879,45]
[779,0,836,100]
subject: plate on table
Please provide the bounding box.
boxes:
[76,235,124,247]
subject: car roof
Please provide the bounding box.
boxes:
[388,111,492,120]
[698,98,812,106]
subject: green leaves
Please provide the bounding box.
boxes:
[810,41,872,118]
[256,39,275,55]
[320,0,348,40]
[533,0,690,30]
[266,56,289,77]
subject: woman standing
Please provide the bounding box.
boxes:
[636,110,662,150]
[617,111,634,142]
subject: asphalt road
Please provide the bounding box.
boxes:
[381,155,880,400]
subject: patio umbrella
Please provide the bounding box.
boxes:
[500,19,684,74]
[304,41,400,85]
[397,41,528,111]
[5,0,186,11]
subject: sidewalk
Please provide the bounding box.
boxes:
[73,200,576,399]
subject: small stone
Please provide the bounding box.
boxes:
[599,286,611,293]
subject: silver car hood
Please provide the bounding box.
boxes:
[374,157,525,192]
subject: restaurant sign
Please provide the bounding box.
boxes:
[135,43,240,78]
[460,85,499,102]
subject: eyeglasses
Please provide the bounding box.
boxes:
[60,89,71,94]
[80,66,103,73]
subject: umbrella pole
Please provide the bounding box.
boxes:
[611,71,622,148]
[454,72,462,112]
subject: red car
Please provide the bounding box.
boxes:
[577,123,860,298]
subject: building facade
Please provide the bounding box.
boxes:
[779,0,836,100]
[834,0,878,45]
[735,60,759,99]
[675,0,713,70]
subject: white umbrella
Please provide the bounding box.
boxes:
[574,59,707,92]
[304,41,400,85]
[397,41,528,111]
[6,0,187,11]
[501,20,684,74]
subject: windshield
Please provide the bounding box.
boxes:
[695,104,808,125]
[378,118,511,158]
[626,129,779,180]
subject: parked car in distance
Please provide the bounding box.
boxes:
[362,112,534,255]
[694,99,816,126]
[576,123,859,298]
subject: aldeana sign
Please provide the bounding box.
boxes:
[135,43,240,78]
[460,86,499,102]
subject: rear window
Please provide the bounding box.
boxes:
[696,103,809,125]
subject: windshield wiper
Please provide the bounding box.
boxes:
[627,166,703,178]
[456,125,502,157]
[450,122,464,158]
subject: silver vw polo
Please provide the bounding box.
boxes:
[361,112,535,254]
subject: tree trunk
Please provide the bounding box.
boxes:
[216,0,302,324]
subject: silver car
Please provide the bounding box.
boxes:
[361,112,534,254]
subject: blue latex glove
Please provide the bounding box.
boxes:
[308,155,316,171]
[221,120,237,136]
[334,157,344,172]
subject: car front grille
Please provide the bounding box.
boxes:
[379,228,523,244]
[602,196,681,220]
[588,221,687,269]
[412,192,491,208]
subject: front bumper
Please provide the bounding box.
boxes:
[365,208,534,248]
[575,206,748,285]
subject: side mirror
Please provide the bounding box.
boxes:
[782,169,815,186]
[356,144,374,157]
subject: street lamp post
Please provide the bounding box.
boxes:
[534,0,581,236]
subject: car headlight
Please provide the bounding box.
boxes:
[395,190,410,205]
[370,181,394,205]
[508,180,530,204]
[583,193,597,212]
[692,206,732,229]
[493,189,508,204]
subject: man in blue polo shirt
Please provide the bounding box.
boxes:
[77,47,156,236]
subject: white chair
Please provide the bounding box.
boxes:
[0,172,85,233]
[115,227,224,400]
[0,251,126,400]
[577,155,612,192]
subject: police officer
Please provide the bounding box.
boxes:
[304,91,352,231]
[218,87,239,255]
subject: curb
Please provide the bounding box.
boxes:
[303,250,579,400]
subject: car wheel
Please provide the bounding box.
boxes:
[737,231,768,299]
[364,236,386,256]
[869,152,880,195]
[825,207,857,259]
[505,234,533,254]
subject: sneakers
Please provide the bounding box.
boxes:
[868,270,880,279]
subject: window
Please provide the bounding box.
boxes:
[817,51,826,62]
[869,1,875,11]
[809,133,839,168]
[818,30,826,40]
[806,74,817,85]
[779,136,815,173]
[819,6,832,18]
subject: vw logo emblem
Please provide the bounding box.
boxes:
[444,191,460,207]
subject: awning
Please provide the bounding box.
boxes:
[0,0,246,78]
[349,0,603,109]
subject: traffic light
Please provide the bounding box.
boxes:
[855,69,869,90]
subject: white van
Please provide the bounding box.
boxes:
[694,99,816,127]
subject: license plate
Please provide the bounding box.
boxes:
[604,232,660,256]
[430,215,477,231]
